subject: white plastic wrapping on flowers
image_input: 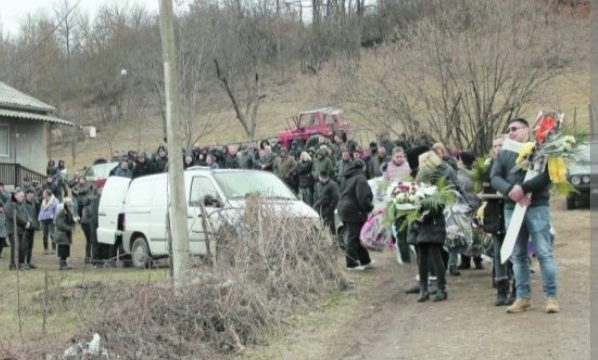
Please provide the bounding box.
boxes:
[443,191,474,252]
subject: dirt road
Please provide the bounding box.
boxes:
[248,198,591,360]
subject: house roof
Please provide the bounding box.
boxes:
[0,81,55,113]
[0,108,76,127]
[0,81,76,127]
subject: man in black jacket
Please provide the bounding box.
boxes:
[336,159,374,271]
[313,170,339,239]
[491,118,558,314]
[132,153,156,179]
[23,189,40,268]
[5,189,31,270]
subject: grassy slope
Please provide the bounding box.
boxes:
[54,65,590,171]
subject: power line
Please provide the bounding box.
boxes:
[1,0,85,80]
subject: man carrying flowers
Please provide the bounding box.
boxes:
[490,118,559,314]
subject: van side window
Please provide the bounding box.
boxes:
[189,177,220,207]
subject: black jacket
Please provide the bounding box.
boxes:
[154,156,168,173]
[336,164,373,223]
[490,149,551,210]
[225,155,240,169]
[408,166,448,246]
[314,180,340,220]
[297,161,314,188]
[132,160,156,179]
[24,199,39,230]
[4,200,29,235]
[407,208,446,246]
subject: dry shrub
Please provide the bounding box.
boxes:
[10,196,346,359]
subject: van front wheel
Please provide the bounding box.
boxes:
[131,236,152,269]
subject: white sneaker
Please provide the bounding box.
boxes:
[362,260,376,270]
[346,265,366,272]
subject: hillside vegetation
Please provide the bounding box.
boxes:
[0,0,589,167]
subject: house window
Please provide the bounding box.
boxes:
[0,125,9,157]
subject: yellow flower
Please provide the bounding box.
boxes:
[563,136,576,145]
[547,157,567,183]
[476,203,486,223]
[516,142,535,169]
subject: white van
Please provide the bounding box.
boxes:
[97,168,320,268]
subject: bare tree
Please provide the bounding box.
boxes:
[334,0,585,154]
[215,59,265,142]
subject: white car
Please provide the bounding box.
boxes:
[97,168,320,268]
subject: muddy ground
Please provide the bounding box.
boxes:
[246,197,591,360]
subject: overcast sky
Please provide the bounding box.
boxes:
[0,0,377,37]
[0,0,176,37]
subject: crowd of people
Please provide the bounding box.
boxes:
[0,120,560,314]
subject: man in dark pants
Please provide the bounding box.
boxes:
[336,159,374,271]
[313,170,340,241]
[90,185,111,267]
[5,189,31,270]
[23,189,40,268]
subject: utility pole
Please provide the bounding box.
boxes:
[159,0,190,285]
[276,0,284,82]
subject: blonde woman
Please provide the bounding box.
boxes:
[408,151,459,302]
[297,151,315,206]
[432,142,458,171]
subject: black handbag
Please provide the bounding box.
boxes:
[482,199,505,235]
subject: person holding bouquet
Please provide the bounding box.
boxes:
[408,151,452,302]
[490,118,559,314]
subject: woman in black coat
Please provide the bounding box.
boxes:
[337,159,374,271]
[55,198,76,270]
[297,151,315,206]
[408,151,449,302]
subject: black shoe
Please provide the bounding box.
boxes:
[474,262,484,270]
[507,281,517,305]
[433,289,448,302]
[9,264,17,271]
[417,290,430,302]
[28,264,37,269]
[449,266,461,276]
[495,280,510,306]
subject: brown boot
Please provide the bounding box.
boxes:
[506,298,532,313]
[545,298,560,314]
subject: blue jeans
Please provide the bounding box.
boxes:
[504,206,558,299]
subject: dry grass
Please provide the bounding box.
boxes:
[53,62,590,171]
[0,228,170,354]
[0,198,348,359]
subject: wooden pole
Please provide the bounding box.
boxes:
[159,0,190,285]
[590,103,596,135]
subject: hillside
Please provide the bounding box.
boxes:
[52,64,590,170]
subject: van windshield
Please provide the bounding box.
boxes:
[212,171,297,200]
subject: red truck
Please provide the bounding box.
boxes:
[277,107,352,148]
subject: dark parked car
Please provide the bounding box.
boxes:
[566,140,597,209]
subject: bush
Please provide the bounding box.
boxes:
[5,196,346,359]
